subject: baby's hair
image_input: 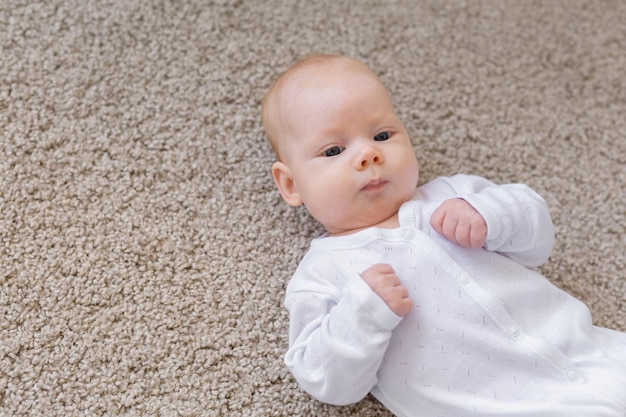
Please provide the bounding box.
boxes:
[261,54,371,159]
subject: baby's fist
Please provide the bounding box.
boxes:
[430,198,487,248]
[360,264,413,317]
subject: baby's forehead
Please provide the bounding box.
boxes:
[270,60,388,131]
[274,66,382,117]
[284,59,373,90]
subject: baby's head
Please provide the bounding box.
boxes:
[262,54,419,235]
[262,55,374,160]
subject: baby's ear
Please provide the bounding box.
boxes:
[272,161,303,206]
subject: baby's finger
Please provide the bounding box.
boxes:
[469,226,487,248]
[429,205,446,234]
[388,290,413,317]
[371,263,396,275]
[441,216,460,244]
[453,220,472,247]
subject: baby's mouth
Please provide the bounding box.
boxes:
[362,179,387,191]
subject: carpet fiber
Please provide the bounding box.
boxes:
[1,0,624,415]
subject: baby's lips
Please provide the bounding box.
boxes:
[362,178,387,191]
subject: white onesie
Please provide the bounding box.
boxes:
[284,174,626,416]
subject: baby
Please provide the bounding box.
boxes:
[261,54,626,416]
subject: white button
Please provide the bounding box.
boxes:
[458,274,471,284]
[402,229,416,240]
[566,368,579,381]
[508,325,521,338]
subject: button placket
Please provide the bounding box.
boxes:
[507,325,521,339]
[566,368,579,381]
[402,228,416,240]
[458,274,471,285]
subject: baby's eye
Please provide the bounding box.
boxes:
[324,146,344,157]
[374,132,390,141]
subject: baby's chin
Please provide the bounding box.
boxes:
[324,210,401,237]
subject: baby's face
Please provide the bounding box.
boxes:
[273,64,419,235]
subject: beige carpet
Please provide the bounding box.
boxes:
[1,0,624,415]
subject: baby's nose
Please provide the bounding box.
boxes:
[357,146,384,169]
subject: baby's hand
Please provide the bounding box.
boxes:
[360,264,413,317]
[430,198,487,248]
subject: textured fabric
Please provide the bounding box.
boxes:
[285,176,626,415]
[1,1,625,416]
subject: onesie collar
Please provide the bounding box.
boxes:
[311,196,419,250]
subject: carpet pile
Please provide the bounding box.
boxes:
[1,1,624,415]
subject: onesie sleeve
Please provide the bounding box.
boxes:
[436,174,555,267]
[284,252,402,405]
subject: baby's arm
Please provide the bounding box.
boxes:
[428,175,555,267]
[284,261,405,405]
